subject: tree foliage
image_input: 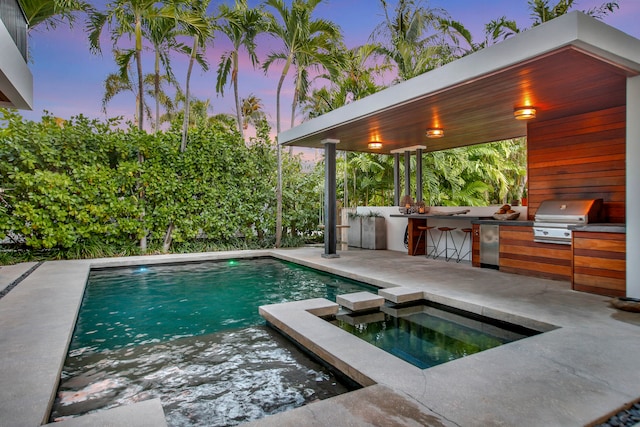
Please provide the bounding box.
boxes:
[0,109,321,256]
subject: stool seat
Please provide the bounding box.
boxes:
[413,225,437,256]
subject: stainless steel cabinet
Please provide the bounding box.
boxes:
[479,224,499,267]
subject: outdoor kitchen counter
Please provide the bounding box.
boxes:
[571,223,626,296]
[390,214,494,220]
[569,223,626,233]
[390,214,493,256]
[470,219,534,226]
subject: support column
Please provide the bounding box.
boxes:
[416,149,423,203]
[627,76,640,297]
[404,151,411,198]
[393,153,400,206]
[322,139,340,259]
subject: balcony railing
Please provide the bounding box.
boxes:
[0,0,28,62]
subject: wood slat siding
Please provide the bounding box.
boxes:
[499,225,572,281]
[527,106,626,222]
[572,231,626,296]
[472,224,480,267]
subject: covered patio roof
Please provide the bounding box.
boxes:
[278,12,640,154]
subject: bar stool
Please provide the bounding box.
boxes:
[413,225,437,257]
[457,228,472,263]
[436,227,458,262]
[336,224,350,250]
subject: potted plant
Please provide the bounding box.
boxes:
[347,212,363,248]
[361,211,386,250]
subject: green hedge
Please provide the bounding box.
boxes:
[0,109,321,257]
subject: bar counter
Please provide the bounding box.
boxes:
[390,213,532,256]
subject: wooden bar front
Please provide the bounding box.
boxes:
[407,217,428,255]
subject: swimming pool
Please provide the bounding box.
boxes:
[332,302,539,369]
[51,258,375,426]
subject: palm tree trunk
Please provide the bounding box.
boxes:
[275,57,292,248]
[154,50,160,133]
[163,36,198,253]
[181,36,198,152]
[135,17,147,253]
[232,52,244,141]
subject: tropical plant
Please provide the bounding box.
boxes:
[100,49,153,126]
[302,43,389,120]
[240,94,266,131]
[175,0,211,152]
[0,109,141,250]
[529,0,619,25]
[20,0,90,32]
[145,13,183,132]
[262,0,343,247]
[484,0,620,46]
[371,0,450,81]
[215,0,266,140]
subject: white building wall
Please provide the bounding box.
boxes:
[0,19,33,110]
[627,76,640,298]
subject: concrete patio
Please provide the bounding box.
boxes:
[1,247,639,426]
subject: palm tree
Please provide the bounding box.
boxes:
[88,1,153,132]
[240,94,266,132]
[100,49,154,127]
[215,0,266,140]
[262,0,342,247]
[20,0,90,32]
[301,43,389,120]
[371,0,450,81]
[89,0,191,252]
[529,0,618,25]
[485,1,619,46]
[145,14,184,132]
[175,0,211,152]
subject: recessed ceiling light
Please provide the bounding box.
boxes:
[426,128,444,138]
[514,107,537,120]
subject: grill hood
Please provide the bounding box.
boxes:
[534,199,604,225]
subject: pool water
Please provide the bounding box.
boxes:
[333,303,537,369]
[51,258,374,426]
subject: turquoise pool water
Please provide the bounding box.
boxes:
[70,258,375,354]
[52,258,375,426]
[333,304,537,369]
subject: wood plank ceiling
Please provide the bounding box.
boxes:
[284,47,632,154]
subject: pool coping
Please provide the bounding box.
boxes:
[1,247,640,426]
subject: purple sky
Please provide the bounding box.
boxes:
[21,0,640,145]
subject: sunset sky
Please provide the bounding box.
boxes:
[20,0,640,149]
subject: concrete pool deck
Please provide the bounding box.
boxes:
[1,247,639,426]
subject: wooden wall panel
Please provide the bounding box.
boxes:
[572,231,626,296]
[499,226,572,281]
[472,224,480,267]
[527,106,626,223]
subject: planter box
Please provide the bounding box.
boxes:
[361,217,386,250]
[348,216,362,248]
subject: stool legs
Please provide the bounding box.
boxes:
[413,226,437,257]
[457,228,472,263]
[412,228,425,256]
[425,228,437,259]
[436,227,458,262]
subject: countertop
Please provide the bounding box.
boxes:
[470,219,534,226]
[569,223,626,233]
[390,213,535,226]
[390,213,492,221]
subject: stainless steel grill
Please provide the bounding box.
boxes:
[533,199,604,245]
